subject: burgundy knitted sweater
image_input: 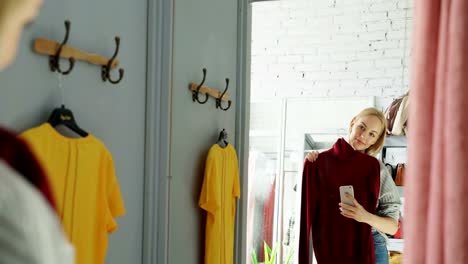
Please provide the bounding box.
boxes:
[0,127,56,210]
[299,138,380,264]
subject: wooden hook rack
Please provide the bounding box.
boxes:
[189,83,230,102]
[190,68,232,111]
[33,37,119,69]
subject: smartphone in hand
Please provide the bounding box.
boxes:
[339,185,354,205]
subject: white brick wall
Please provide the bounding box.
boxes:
[251,0,413,110]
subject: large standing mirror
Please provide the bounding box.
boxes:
[248,0,412,263]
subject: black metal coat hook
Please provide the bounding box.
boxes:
[192,68,209,104]
[49,20,75,75]
[216,78,232,111]
[102,37,125,84]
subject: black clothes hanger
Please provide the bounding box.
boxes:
[48,105,88,137]
[217,129,228,148]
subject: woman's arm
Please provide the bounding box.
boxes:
[365,212,399,235]
[339,163,401,235]
[372,161,402,234]
[340,195,399,235]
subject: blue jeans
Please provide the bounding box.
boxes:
[373,231,389,264]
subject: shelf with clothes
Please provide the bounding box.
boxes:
[381,135,407,188]
[383,91,409,188]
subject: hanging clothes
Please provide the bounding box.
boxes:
[259,178,275,261]
[20,123,125,264]
[299,138,380,264]
[0,160,75,264]
[199,144,241,264]
[391,94,409,136]
[0,127,56,209]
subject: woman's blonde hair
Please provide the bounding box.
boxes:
[349,107,387,156]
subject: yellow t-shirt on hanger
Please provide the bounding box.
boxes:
[20,123,125,264]
[199,144,241,264]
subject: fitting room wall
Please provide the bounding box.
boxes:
[0,1,147,263]
[166,0,241,263]
[0,0,246,264]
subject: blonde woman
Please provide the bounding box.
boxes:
[306,107,401,264]
[0,1,75,263]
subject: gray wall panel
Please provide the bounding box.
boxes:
[0,0,148,263]
[168,0,239,263]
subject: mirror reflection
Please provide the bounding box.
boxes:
[248,0,412,263]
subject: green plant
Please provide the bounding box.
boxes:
[251,241,294,264]
[283,243,294,264]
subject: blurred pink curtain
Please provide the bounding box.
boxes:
[405,0,468,263]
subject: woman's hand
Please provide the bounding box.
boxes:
[339,194,371,223]
[340,194,399,234]
[305,150,319,162]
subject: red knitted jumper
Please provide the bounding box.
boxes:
[299,138,380,264]
[0,127,56,210]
